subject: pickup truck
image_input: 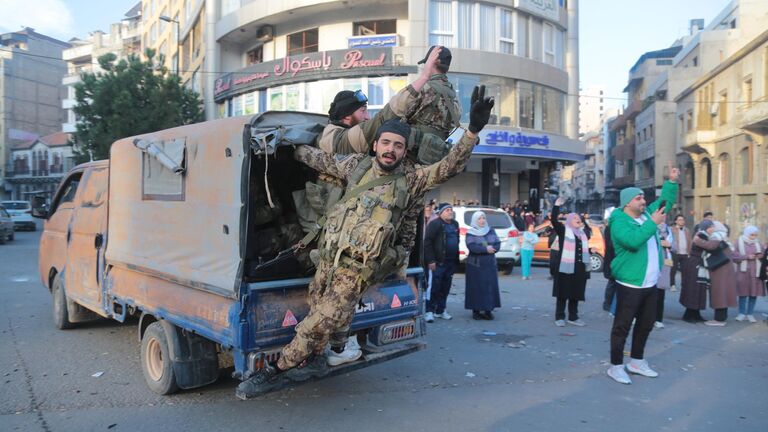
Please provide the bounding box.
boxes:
[34,112,426,395]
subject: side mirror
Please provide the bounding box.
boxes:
[31,196,48,219]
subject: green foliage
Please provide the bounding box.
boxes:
[72,49,203,162]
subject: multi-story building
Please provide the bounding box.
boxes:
[0,28,69,199]
[4,132,75,200]
[570,129,605,214]
[578,85,605,136]
[201,0,582,209]
[62,3,142,133]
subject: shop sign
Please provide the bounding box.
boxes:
[482,130,550,147]
[347,34,398,49]
[515,0,560,22]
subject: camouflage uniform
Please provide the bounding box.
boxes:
[405,74,462,165]
[277,129,479,370]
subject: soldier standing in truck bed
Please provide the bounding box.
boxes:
[236,85,494,399]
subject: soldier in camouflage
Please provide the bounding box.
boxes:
[236,86,495,399]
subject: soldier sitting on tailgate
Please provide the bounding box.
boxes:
[235,85,494,399]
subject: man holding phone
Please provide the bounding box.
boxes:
[606,163,679,385]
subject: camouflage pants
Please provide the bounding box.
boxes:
[277,259,368,370]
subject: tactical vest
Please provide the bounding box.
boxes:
[319,157,409,279]
[408,75,461,139]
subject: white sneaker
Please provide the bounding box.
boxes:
[326,340,363,367]
[607,365,632,384]
[670,284,678,292]
[734,314,746,322]
[436,311,453,320]
[654,321,665,329]
[747,315,757,323]
[704,320,726,327]
[425,312,435,323]
[554,320,566,327]
[567,319,586,327]
[626,359,659,378]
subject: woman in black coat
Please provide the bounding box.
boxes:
[551,197,591,327]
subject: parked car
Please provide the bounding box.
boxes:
[453,206,521,272]
[1,200,36,231]
[530,220,605,272]
[0,205,14,244]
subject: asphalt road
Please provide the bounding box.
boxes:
[1,229,767,432]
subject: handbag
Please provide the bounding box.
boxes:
[702,245,730,271]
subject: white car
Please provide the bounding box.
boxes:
[453,206,521,272]
[1,200,36,231]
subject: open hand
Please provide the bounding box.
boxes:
[554,196,566,207]
[668,161,680,182]
[651,206,666,225]
[421,46,443,78]
[487,246,497,254]
[468,85,495,133]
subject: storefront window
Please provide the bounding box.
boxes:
[233,95,243,116]
[286,85,300,111]
[541,87,564,133]
[518,82,535,129]
[367,78,385,107]
[269,88,283,110]
[244,92,255,115]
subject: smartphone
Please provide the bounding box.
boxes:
[658,200,667,213]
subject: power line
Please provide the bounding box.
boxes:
[2,46,766,104]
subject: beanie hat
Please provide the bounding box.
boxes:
[437,202,453,215]
[619,187,643,208]
[698,220,715,232]
[328,90,366,121]
[375,119,411,142]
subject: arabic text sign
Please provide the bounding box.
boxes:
[515,0,560,22]
[482,130,550,148]
[347,34,398,49]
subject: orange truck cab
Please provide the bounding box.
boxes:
[34,112,426,395]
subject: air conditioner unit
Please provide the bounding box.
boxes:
[256,25,274,42]
[710,103,719,116]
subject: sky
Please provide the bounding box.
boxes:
[0,0,731,110]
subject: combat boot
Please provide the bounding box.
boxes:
[235,364,282,400]
[285,354,330,382]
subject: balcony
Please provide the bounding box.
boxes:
[682,129,717,155]
[62,74,82,86]
[738,97,768,133]
[5,163,71,179]
[612,139,636,162]
[63,44,93,62]
[611,175,635,188]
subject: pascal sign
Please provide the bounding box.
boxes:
[214,47,401,101]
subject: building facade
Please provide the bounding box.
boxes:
[578,85,605,136]
[5,132,75,200]
[62,3,142,134]
[0,28,70,199]
[204,0,582,209]
[569,129,605,214]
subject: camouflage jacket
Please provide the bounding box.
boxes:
[318,84,421,154]
[295,131,479,255]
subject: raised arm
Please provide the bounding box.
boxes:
[293,145,362,180]
[648,163,679,214]
[551,198,565,238]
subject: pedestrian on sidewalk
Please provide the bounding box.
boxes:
[731,225,763,323]
[701,221,737,326]
[464,211,501,320]
[654,222,674,329]
[680,220,714,322]
[550,197,590,327]
[606,164,678,385]
[424,203,460,323]
[521,223,538,280]
[670,214,692,292]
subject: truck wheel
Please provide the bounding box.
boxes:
[52,275,74,329]
[141,322,179,395]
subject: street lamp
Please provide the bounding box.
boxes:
[159,15,180,74]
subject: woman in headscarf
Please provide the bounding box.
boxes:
[654,221,674,329]
[551,197,590,327]
[702,221,738,326]
[732,225,764,323]
[464,211,501,320]
[680,219,714,322]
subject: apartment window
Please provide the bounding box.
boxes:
[743,77,752,107]
[701,158,712,188]
[518,14,529,58]
[739,147,752,184]
[692,56,698,67]
[678,114,685,136]
[636,131,641,143]
[478,3,496,52]
[159,41,167,60]
[150,23,157,44]
[159,7,168,33]
[287,29,318,56]
[543,22,555,65]
[429,0,453,46]
[649,124,654,138]
[354,20,396,35]
[499,8,515,54]
[717,153,730,187]
[456,1,474,49]
[656,59,672,66]
[247,46,263,65]
[718,90,728,125]
[685,162,695,190]
[518,81,535,129]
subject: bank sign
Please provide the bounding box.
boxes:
[214,48,408,101]
[449,127,584,161]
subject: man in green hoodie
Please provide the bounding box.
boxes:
[606,165,679,385]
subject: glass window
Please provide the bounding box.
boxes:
[287,29,319,56]
[518,13,529,57]
[428,0,453,46]
[500,9,515,54]
[244,92,255,115]
[269,88,283,110]
[368,77,385,107]
[739,147,752,184]
[247,46,263,65]
[457,1,474,49]
[354,20,396,35]
[718,153,730,187]
[478,4,496,52]
[233,95,243,116]
[543,23,555,65]
[518,81,535,129]
[286,85,301,110]
[541,87,564,133]
[463,210,512,229]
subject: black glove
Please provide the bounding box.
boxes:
[468,85,495,133]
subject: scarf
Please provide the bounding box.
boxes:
[737,226,761,276]
[659,224,673,266]
[467,211,491,236]
[696,231,711,286]
[558,223,590,274]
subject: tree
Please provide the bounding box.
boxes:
[72,49,204,162]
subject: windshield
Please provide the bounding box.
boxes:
[1,201,30,210]
[463,210,512,229]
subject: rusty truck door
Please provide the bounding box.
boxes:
[64,165,109,311]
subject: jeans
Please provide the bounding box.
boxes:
[738,296,757,315]
[610,284,658,365]
[603,279,617,312]
[521,249,534,278]
[426,263,455,314]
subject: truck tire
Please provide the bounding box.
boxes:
[141,322,179,395]
[52,274,74,329]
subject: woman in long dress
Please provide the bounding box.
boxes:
[702,221,738,326]
[464,211,501,320]
[550,197,590,327]
[680,220,713,323]
[732,225,765,323]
